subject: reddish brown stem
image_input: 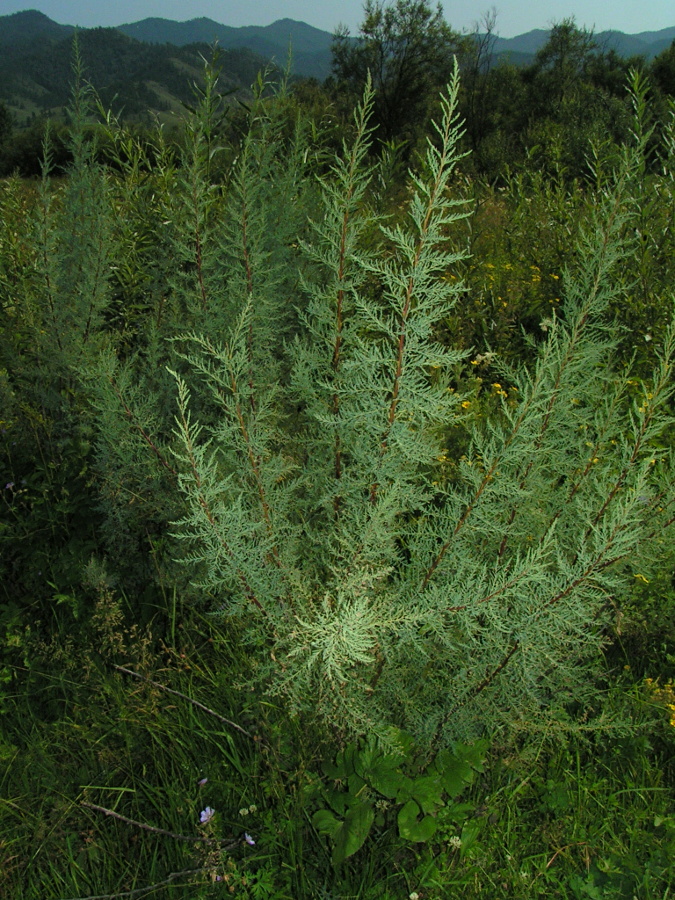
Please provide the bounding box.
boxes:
[109,378,178,478]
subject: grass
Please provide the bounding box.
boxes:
[1,589,674,900]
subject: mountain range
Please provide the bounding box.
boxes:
[0,10,276,127]
[117,16,675,67]
[1,9,674,129]
[117,16,334,79]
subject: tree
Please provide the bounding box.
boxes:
[0,102,12,174]
[460,7,502,163]
[0,102,11,145]
[519,20,634,178]
[525,18,598,115]
[651,40,675,98]
[331,0,464,147]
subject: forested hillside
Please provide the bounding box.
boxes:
[1,3,674,898]
[117,16,335,80]
[0,11,274,130]
[1,8,675,181]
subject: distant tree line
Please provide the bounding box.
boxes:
[325,1,675,179]
[1,1,675,181]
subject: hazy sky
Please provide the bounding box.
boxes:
[0,0,673,38]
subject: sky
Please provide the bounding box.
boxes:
[0,0,673,38]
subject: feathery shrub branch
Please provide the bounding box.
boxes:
[153,68,675,746]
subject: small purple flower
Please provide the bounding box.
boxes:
[244,832,255,846]
[197,777,208,786]
[200,806,215,824]
[5,482,14,490]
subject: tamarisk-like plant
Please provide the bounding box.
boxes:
[170,63,675,748]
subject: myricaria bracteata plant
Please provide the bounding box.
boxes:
[166,63,675,748]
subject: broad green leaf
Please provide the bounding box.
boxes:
[444,801,474,821]
[395,774,415,804]
[433,748,454,774]
[398,800,437,842]
[332,801,375,865]
[323,745,356,780]
[324,788,349,816]
[342,744,357,775]
[368,765,404,799]
[347,772,366,796]
[437,751,474,797]
[364,752,405,798]
[398,799,421,836]
[354,738,379,773]
[456,739,488,772]
[312,809,342,839]
[411,775,444,814]
[357,743,399,776]
[322,757,346,780]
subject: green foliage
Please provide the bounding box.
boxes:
[311,730,487,863]
[0,100,11,152]
[516,21,634,178]
[651,39,675,98]
[0,62,114,609]
[0,21,272,129]
[2,46,675,900]
[2,598,673,899]
[169,62,675,752]
[331,0,466,149]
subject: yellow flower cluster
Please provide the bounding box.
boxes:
[644,678,675,728]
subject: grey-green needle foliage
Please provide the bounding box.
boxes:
[171,63,675,748]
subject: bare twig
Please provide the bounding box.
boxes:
[545,842,588,870]
[58,866,211,900]
[81,802,238,847]
[113,665,253,738]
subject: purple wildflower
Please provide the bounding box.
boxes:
[200,806,215,824]
[244,832,255,846]
[197,777,208,786]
